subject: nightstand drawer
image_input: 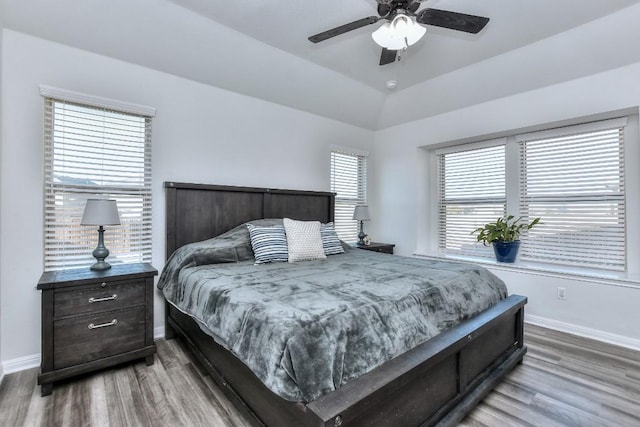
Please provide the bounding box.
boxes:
[370,247,393,254]
[54,280,145,318]
[53,307,145,370]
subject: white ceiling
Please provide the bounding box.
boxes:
[167,0,640,92]
[2,0,640,129]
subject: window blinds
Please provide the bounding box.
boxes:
[43,98,153,271]
[438,144,506,257]
[518,118,626,270]
[330,150,367,243]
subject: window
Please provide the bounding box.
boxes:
[330,148,368,243]
[42,88,154,271]
[518,118,626,270]
[435,117,628,271]
[437,142,506,258]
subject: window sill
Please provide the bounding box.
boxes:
[412,252,640,289]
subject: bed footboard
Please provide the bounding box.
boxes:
[165,294,527,427]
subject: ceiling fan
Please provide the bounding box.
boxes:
[308,0,490,66]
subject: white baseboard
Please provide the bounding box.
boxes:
[0,365,4,385]
[2,353,40,376]
[154,325,165,339]
[526,314,640,352]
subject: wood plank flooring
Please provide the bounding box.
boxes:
[1,324,639,426]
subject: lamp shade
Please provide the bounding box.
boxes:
[372,14,426,50]
[81,199,121,226]
[352,205,371,221]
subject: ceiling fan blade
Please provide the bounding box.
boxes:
[308,16,380,43]
[379,48,397,66]
[416,8,489,34]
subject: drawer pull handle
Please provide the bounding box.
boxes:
[88,319,118,330]
[88,294,118,303]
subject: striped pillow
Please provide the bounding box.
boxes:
[247,224,288,264]
[320,222,345,255]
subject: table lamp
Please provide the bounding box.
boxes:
[81,199,121,270]
[352,205,370,246]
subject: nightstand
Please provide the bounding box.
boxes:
[357,242,395,255]
[37,262,158,396]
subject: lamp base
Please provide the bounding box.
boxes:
[90,226,112,271]
[90,261,112,271]
[357,221,366,246]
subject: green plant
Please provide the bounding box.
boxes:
[471,215,541,246]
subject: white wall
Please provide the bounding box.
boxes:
[373,61,640,346]
[0,30,374,365]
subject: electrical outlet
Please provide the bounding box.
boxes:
[557,287,567,300]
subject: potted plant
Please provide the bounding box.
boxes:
[471,215,541,263]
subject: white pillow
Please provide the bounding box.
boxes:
[283,218,327,262]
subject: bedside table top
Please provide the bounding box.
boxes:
[355,242,395,250]
[38,262,158,290]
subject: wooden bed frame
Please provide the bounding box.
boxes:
[163,181,527,427]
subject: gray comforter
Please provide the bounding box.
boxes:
[157,222,508,403]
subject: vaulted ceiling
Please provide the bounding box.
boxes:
[3,0,640,129]
[168,0,639,91]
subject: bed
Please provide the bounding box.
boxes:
[161,182,527,427]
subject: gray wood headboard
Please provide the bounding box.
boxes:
[164,182,335,259]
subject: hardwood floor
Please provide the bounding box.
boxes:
[1,324,639,426]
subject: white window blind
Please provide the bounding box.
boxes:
[438,143,506,257]
[330,149,367,243]
[43,98,153,271]
[518,119,626,270]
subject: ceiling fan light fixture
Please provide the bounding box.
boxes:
[372,14,426,50]
[392,14,411,34]
[371,22,393,48]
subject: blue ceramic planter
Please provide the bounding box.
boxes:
[492,240,521,263]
